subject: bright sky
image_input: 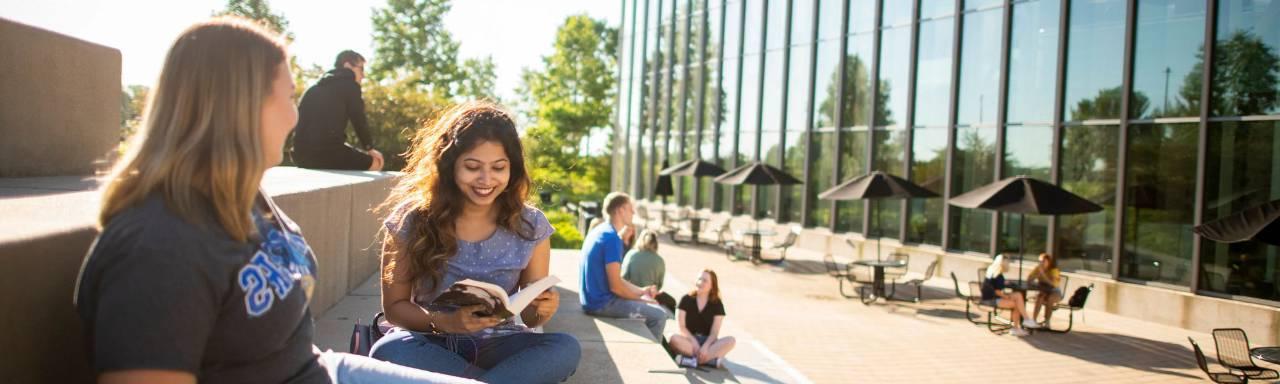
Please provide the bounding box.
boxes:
[0,0,620,101]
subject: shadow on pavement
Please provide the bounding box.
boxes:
[1022,331,1200,380]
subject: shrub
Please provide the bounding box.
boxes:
[545,210,584,249]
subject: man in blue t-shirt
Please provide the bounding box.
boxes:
[579,192,669,340]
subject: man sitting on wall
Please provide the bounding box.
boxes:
[291,50,383,171]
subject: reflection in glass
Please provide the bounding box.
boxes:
[908,127,948,245]
[760,130,782,218]
[1057,126,1117,274]
[1122,123,1198,286]
[808,131,837,227]
[848,0,877,34]
[871,129,907,239]
[782,131,807,223]
[1006,0,1060,124]
[877,26,911,127]
[964,0,1001,12]
[914,18,955,127]
[1064,0,1127,121]
[998,126,1053,259]
[843,35,877,128]
[735,54,760,213]
[761,52,785,132]
[813,41,842,129]
[1201,121,1280,301]
[956,7,1003,126]
[1131,0,1205,119]
[836,130,868,232]
[1211,0,1280,117]
[949,127,998,253]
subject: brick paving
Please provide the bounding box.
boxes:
[647,237,1236,384]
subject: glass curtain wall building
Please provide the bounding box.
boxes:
[614,0,1280,306]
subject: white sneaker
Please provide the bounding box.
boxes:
[1010,328,1031,337]
[1022,319,1042,329]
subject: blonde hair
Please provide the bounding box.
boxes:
[985,254,1008,280]
[637,230,659,252]
[98,17,288,242]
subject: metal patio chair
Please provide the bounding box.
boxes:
[1191,337,1249,383]
[1213,328,1279,380]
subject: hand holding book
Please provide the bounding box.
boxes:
[426,276,561,332]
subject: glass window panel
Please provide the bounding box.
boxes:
[882,0,913,26]
[766,0,787,49]
[744,0,765,54]
[813,41,842,129]
[720,59,740,142]
[949,127,998,253]
[1131,0,1205,119]
[877,26,911,127]
[956,7,1003,126]
[724,1,743,59]
[717,117,736,212]
[836,130,868,232]
[808,131,838,227]
[871,129,907,239]
[998,125,1054,261]
[736,54,761,213]
[1006,0,1060,124]
[1057,125,1118,274]
[791,0,816,45]
[703,61,722,134]
[759,130,782,217]
[1201,121,1280,300]
[787,44,814,132]
[964,0,1001,12]
[707,1,723,61]
[680,133,698,204]
[761,51,786,132]
[922,0,956,19]
[1063,0,1127,121]
[818,0,844,39]
[1212,0,1280,117]
[844,34,876,127]
[908,127,948,245]
[914,18,955,127]
[782,131,807,223]
[848,0,877,34]
[1121,123,1198,286]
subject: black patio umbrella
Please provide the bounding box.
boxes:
[660,158,727,177]
[712,161,802,186]
[1194,199,1280,246]
[818,171,939,261]
[653,174,674,198]
[949,175,1103,279]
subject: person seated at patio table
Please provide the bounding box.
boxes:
[1027,252,1063,326]
[668,269,735,369]
[579,192,669,341]
[622,230,677,314]
[981,255,1040,337]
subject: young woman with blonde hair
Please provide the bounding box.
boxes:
[75,17,473,384]
[980,255,1040,337]
[369,102,580,383]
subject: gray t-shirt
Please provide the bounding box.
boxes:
[76,193,326,383]
[385,202,554,337]
[621,249,665,290]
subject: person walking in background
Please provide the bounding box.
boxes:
[75,17,472,384]
[981,255,1040,337]
[369,102,580,384]
[1028,252,1064,327]
[668,269,735,369]
[579,192,669,340]
[622,230,677,313]
[291,50,384,171]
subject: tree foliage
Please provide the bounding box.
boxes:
[217,0,294,40]
[370,0,461,97]
[520,15,618,206]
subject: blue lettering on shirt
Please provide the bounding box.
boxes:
[236,212,315,317]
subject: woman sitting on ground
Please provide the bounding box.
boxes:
[668,269,736,368]
[622,230,677,313]
[980,255,1040,337]
[1027,252,1063,327]
[369,102,580,383]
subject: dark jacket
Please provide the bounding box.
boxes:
[292,68,373,151]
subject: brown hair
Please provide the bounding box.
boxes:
[1039,252,1057,270]
[603,191,632,221]
[98,17,287,242]
[689,269,721,302]
[380,101,533,291]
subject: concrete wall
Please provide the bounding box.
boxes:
[0,18,120,177]
[641,200,1280,345]
[0,168,396,382]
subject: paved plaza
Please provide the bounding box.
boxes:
[316,237,1263,383]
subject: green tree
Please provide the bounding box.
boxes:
[370,0,461,97]
[1179,30,1280,117]
[358,77,453,171]
[459,56,499,101]
[119,85,149,141]
[521,15,618,205]
[217,0,294,40]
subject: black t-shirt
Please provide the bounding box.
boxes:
[75,193,327,383]
[980,274,1006,301]
[678,294,726,337]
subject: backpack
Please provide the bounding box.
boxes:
[1067,284,1093,308]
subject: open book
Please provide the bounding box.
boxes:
[429,275,561,319]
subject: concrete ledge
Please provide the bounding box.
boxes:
[0,18,120,177]
[0,167,397,381]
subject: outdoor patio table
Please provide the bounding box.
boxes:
[853,259,907,303]
[686,216,707,244]
[1251,347,1280,364]
[736,228,777,261]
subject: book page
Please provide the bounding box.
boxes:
[508,275,561,315]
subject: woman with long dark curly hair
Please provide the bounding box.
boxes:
[369,102,580,383]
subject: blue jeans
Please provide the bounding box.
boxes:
[369,330,581,384]
[316,349,478,384]
[584,298,669,341]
